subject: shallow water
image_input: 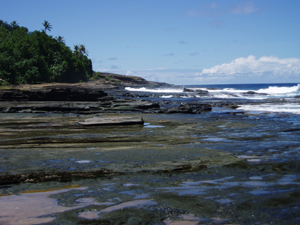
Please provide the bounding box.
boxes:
[0,187,92,225]
[1,110,300,224]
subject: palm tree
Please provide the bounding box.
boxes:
[56,36,65,45]
[10,21,19,31]
[79,44,88,56]
[74,44,88,59]
[42,20,52,33]
[74,45,79,58]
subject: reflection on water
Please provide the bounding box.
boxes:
[158,175,300,197]
[143,123,165,128]
[78,199,157,220]
[0,186,104,225]
[163,213,229,225]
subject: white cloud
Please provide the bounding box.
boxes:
[97,56,300,85]
[231,1,260,15]
[198,55,300,83]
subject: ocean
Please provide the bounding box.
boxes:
[125,83,300,115]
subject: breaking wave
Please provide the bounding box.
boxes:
[124,87,183,93]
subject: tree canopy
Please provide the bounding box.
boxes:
[0,20,93,85]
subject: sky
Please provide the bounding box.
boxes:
[1,0,300,85]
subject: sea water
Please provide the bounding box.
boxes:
[125,83,300,114]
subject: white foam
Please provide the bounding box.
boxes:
[203,84,300,99]
[238,103,300,114]
[160,95,173,98]
[257,84,300,96]
[125,87,183,93]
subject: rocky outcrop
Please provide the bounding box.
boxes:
[90,72,177,89]
[0,86,108,101]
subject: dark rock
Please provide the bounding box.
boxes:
[110,99,160,111]
[183,88,194,92]
[282,128,300,132]
[190,103,212,112]
[195,89,209,95]
[183,87,209,95]
[0,86,108,101]
[166,103,212,114]
[244,91,268,96]
[166,104,194,114]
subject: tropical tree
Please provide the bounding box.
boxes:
[42,20,52,33]
[79,44,88,56]
[10,21,19,31]
[10,20,19,30]
[73,45,79,58]
[56,36,65,45]
[0,20,93,84]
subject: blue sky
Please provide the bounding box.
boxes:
[1,0,300,85]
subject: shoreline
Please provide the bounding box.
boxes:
[0,79,300,224]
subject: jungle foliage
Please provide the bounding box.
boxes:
[0,20,93,85]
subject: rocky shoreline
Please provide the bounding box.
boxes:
[0,75,300,224]
[0,77,236,114]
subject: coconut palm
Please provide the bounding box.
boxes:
[74,44,89,59]
[74,45,79,58]
[79,44,88,56]
[56,36,65,45]
[10,21,19,31]
[42,20,52,33]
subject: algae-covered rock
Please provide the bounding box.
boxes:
[79,116,144,126]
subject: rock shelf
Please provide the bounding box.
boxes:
[0,81,300,224]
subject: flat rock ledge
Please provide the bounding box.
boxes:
[78,116,144,126]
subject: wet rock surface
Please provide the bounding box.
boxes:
[0,111,300,224]
[0,81,300,224]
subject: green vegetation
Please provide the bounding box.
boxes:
[0,20,93,85]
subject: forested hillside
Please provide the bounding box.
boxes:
[0,20,93,85]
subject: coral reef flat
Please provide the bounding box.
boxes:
[0,80,300,224]
[0,111,300,224]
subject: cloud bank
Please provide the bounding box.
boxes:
[99,56,300,85]
[198,55,300,83]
